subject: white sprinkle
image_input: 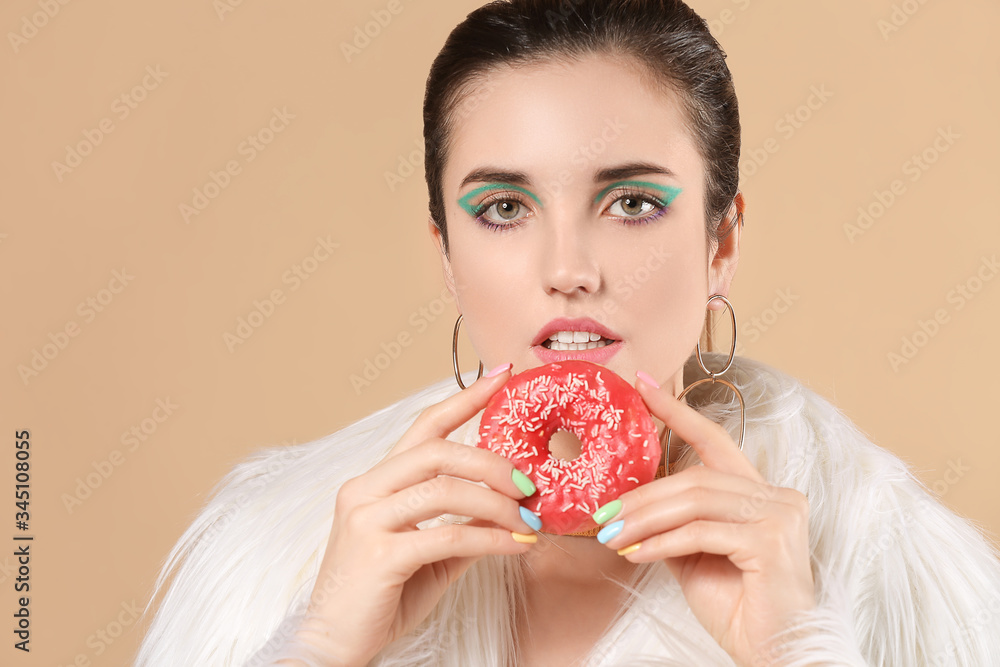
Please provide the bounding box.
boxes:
[628,477,639,484]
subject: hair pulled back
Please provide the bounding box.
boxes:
[422,0,742,259]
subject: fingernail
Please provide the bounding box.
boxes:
[519,506,542,532]
[511,531,538,544]
[617,542,642,556]
[511,468,536,496]
[597,519,624,544]
[636,370,660,389]
[592,499,622,525]
[485,362,512,378]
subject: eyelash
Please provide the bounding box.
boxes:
[471,187,670,233]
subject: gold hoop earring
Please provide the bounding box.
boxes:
[452,314,484,390]
[662,294,746,474]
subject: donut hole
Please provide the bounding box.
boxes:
[548,429,583,462]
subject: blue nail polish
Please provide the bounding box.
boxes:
[519,506,542,532]
[597,519,624,544]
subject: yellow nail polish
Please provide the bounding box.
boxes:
[617,542,641,556]
[511,532,538,544]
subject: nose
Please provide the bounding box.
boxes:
[541,217,601,296]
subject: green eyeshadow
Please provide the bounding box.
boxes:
[458,183,544,216]
[593,180,682,205]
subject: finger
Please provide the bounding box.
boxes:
[395,523,537,565]
[407,553,480,594]
[374,475,539,534]
[635,372,762,481]
[389,363,512,457]
[406,519,520,592]
[616,465,761,512]
[363,437,534,502]
[597,483,791,550]
[614,519,757,564]
[611,466,786,524]
[617,509,811,573]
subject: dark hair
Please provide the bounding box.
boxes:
[422,0,742,260]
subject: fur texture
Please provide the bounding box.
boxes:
[133,354,1000,665]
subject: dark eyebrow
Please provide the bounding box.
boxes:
[458,162,677,190]
[459,168,532,190]
[593,162,677,182]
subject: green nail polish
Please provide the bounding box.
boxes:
[511,468,536,496]
[592,499,622,525]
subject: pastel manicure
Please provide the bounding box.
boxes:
[519,506,542,532]
[592,499,622,525]
[597,519,624,544]
[511,468,537,496]
[636,370,660,389]
[485,362,512,377]
[617,542,642,556]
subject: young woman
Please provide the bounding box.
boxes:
[135,1,1000,665]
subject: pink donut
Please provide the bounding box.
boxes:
[477,360,661,535]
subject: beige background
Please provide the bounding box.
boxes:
[2,0,998,664]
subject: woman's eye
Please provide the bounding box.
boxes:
[608,195,660,219]
[478,199,527,223]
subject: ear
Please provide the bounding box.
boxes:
[428,217,459,309]
[707,191,744,311]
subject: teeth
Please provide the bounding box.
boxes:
[543,330,616,350]
[547,330,611,344]
[547,340,611,351]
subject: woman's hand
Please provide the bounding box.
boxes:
[286,363,540,666]
[592,371,816,667]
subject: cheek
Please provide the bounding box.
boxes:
[449,251,523,358]
[615,251,707,350]
[617,245,703,304]
[452,240,517,301]
[634,270,703,334]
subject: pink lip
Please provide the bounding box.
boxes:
[531,316,624,364]
[532,339,623,364]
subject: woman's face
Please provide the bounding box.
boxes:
[431,53,741,395]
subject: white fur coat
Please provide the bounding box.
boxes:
[133,354,1000,666]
